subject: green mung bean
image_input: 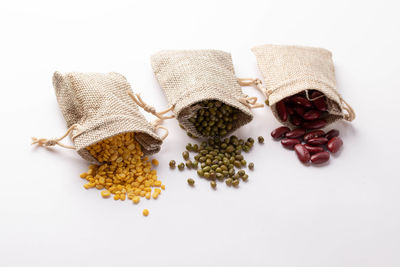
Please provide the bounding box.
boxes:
[189,100,240,137]
[210,172,216,180]
[186,160,193,168]
[178,163,185,170]
[169,160,176,168]
[210,180,217,188]
[192,161,198,169]
[175,134,257,188]
[248,162,254,170]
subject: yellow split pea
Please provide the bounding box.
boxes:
[101,190,111,198]
[142,209,149,216]
[79,132,165,212]
[132,196,140,204]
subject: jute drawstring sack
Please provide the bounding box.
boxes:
[241,44,355,128]
[151,50,263,138]
[32,71,170,164]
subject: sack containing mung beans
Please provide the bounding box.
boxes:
[249,44,355,128]
[151,50,263,138]
[33,71,163,164]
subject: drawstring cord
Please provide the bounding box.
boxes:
[237,78,272,105]
[340,97,356,121]
[236,78,265,108]
[127,91,175,121]
[239,96,264,109]
[31,124,77,149]
[151,118,169,141]
[127,91,174,140]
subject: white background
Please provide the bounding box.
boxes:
[1,0,399,266]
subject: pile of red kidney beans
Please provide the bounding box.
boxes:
[270,91,343,164]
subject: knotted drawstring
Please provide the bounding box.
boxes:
[32,124,77,149]
[127,91,174,140]
[151,118,169,141]
[237,78,273,105]
[236,78,265,108]
[239,96,264,109]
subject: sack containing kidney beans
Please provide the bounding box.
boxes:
[251,44,356,128]
[250,44,355,165]
[151,50,263,139]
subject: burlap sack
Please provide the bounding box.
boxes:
[251,44,355,127]
[151,50,262,138]
[44,71,162,163]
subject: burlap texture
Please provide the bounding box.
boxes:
[53,71,162,163]
[151,50,253,138]
[252,44,347,127]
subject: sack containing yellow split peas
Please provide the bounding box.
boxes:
[33,71,168,163]
[240,44,356,129]
[151,50,264,138]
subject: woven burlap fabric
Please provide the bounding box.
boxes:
[151,50,253,138]
[252,44,347,127]
[53,71,162,163]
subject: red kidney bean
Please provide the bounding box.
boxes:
[310,91,327,111]
[325,129,340,140]
[287,105,295,116]
[271,126,290,139]
[307,137,328,145]
[276,101,288,122]
[271,91,343,166]
[281,138,301,149]
[303,109,321,120]
[304,145,324,154]
[303,130,325,142]
[311,151,330,164]
[291,115,303,126]
[285,128,306,139]
[302,119,327,129]
[293,105,305,116]
[291,96,312,107]
[327,136,343,153]
[294,144,311,163]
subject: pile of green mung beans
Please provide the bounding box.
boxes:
[170,135,263,189]
[187,100,240,137]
